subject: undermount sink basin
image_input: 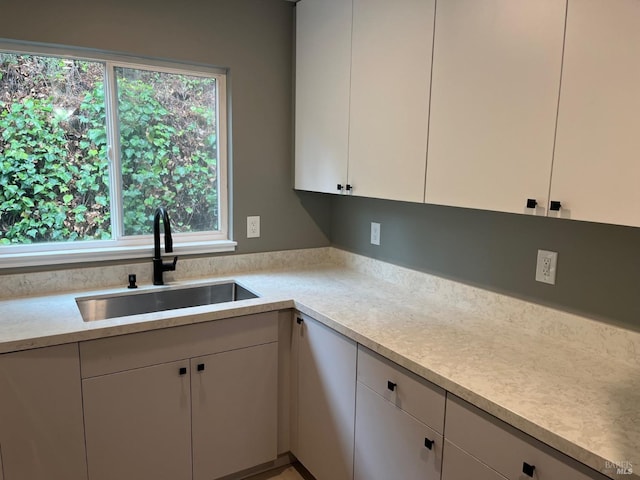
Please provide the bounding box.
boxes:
[76,281,259,322]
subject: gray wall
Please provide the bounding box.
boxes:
[331,196,640,332]
[0,0,330,257]
[4,1,638,335]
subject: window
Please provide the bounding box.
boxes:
[0,43,232,267]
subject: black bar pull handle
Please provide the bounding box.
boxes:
[526,198,537,209]
[522,462,535,477]
[346,184,352,191]
[296,317,303,325]
[550,200,562,211]
[179,367,187,376]
[337,184,343,191]
[197,363,205,372]
[424,438,434,450]
[387,381,397,392]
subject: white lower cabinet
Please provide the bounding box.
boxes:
[82,360,193,480]
[444,395,610,480]
[442,439,507,480]
[293,313,357,480]
[191,343,278,480]
[0,343,88,480]
[354,382,443,480]
[354,346,445,480]
[80,312,278,480]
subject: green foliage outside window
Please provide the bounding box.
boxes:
[0,56,110,244]
[115,68,219,236]
[0,53,220,246]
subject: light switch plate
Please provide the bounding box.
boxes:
[370,222,380,246]
[535,250,557,285]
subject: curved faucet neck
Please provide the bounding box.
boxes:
[153,207,173,259]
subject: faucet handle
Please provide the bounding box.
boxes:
[165,256,178,271]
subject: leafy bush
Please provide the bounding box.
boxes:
[115,71,219,236]
[0,94,110,244]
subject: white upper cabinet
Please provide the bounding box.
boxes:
[347,0,435,202]
[425,0,566,214]
[550,0,640,227]
[294,0,352,194]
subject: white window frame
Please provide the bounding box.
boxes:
[0,40,235,268]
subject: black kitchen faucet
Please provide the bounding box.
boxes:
[153,206,178,285]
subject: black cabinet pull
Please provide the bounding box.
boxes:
[296,317,303,325]
[337,184,343,191]
[179,367,187,375]
[345,184,352,191]
[549,200,562,211]
[387,381,397,392]
[522,462,535,477]
[526,198,537,209]
[424,437,434,450]
[197,363,205,372]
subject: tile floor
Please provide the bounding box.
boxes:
[245,464,308,480]
[262,466,304,480]
[246,465,314,480]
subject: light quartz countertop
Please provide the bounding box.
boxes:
[0,247,638,479]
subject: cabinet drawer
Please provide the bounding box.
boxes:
[80,311,278,378]
[442,439,507,480]
[354,382,442,480]
[445,395,610,480]
[357,345,445,432]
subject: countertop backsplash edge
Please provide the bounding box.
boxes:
[2,246,638,366]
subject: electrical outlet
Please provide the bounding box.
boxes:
[370,222,381,246]
[247,216,260,238]
[535,250,557,285]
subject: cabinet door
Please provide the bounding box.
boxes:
[191,342,278,480]
[0,344,87,480]
[426,0,566,214]
[294,0,352,194]
[82,360,192,480]
[347,0,435,202]
[550,0,640,226]
[354,382,442,480]
[295,315,357,480]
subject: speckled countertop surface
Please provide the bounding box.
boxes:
[0,248,638,479]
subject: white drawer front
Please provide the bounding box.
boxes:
[80,311,278,377]
[357,345,445,432]
[355,382,442,480]
[445,395,610,480]
[442,439,507,480]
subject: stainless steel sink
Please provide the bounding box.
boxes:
[76,281,259,322]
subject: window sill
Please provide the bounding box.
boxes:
[0,240,237,270]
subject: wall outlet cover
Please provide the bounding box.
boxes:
[247,216,260,238]
[535,249,557,285]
